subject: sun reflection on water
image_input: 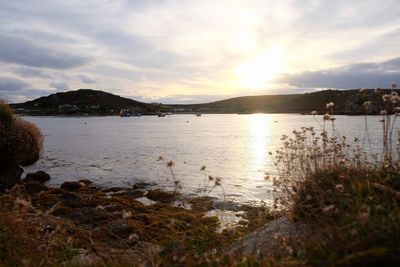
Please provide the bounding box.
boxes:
[249,114,271,169]
[247,114,277,203]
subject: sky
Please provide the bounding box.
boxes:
[0,0,399,104]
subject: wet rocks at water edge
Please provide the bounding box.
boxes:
[132,181,156,190]
[24,171,51,184]
[113,189,145,199]
[60,180,90,191]
[0,169,276,266]
[145,189,176,203]
[17,170,51,194]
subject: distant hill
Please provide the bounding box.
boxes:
[11,88,397,115]
[176,89,396,115]
[12,89,161,115]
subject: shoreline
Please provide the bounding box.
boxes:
[0,170,275,266]
[16,112,385,117]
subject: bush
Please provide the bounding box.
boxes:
[0,101,43,168]
[0,100,13,126]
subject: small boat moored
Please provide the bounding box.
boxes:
[120,109,132,117]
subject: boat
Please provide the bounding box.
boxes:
[157,113,166,117]
[195,113,202,117]
[120,109,132,117]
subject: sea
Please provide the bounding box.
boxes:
[23,114,389,205]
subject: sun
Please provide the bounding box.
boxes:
[235,45,283,89]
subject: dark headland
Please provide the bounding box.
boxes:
[11,88,399,116]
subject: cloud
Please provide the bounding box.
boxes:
[125,93,229,104]
[50,81,70,91]
[13,66,52,78]
[0,77,30,92]
[0,34,91,69]
[77,74,96,84]
[279,57,400,89]
[1,1,400,103]
[0,76,53,102]
[382,57,400,70]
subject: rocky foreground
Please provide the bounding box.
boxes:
[0,171,288,266]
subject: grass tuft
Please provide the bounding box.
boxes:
[269,82,400,266]
[0,100,13,125]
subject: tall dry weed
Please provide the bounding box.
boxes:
[269,83,400,265]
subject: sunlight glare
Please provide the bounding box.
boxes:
[249,114,270,168]
[235,45,283,89]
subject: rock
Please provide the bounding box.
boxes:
[102,187,127,193]
[132,182,156,190]
[146,189,176,203]
[229,216,309,256]
[0,164,23,192]
[113,190,145,199]
[23,180,48,194]
[60,181,83,191]
[24,171,51,184]
[71,207,110,224]
[213,200,242,211]
[78,179,92,186]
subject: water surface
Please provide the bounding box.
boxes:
[24,114,387,204]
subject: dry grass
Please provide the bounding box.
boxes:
[269,83,400,266]
[0,101,43,168]
[2,84,400,266]
[0,100,13,125]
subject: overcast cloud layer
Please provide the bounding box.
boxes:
[0,0,399,103]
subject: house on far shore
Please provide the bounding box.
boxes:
[58,104,79,112]
[173,108,185,113]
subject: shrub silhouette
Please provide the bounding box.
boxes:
[0,101,43,190]
[0,100,13,126]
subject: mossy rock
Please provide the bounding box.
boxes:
[60,181,84,192]
[113,189,145,199]
[24,171,51,184]
[146,189,176,203]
